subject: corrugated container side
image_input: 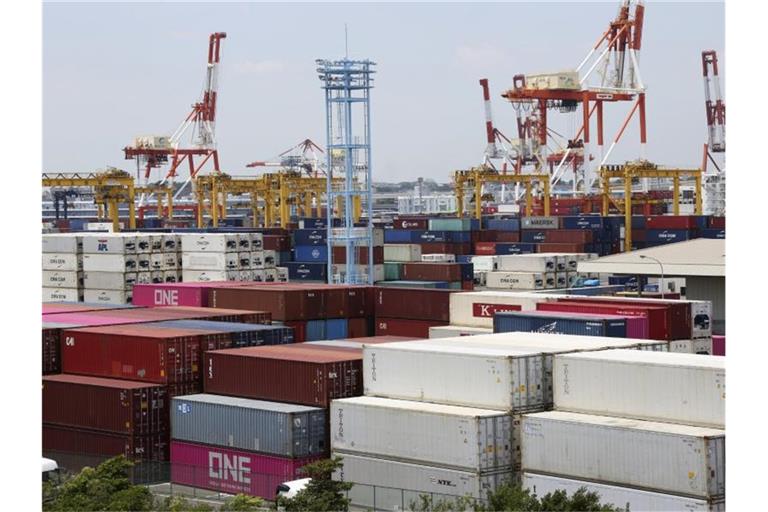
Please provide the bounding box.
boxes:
[523,473,725,512]
[170,440,322,500]
[170,395,327,457]
[521,412,725,498]
[43,424,168,463]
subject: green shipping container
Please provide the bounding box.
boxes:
[428,218,473,231]
[384,262,403,280]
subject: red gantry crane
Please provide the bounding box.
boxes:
[502,0,647,193]
[124,32,227,200]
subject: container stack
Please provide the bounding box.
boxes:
[42,234,84,302]
[180,233,277,284]
[521,350,725,511]
[378,261,474,290]
[373,287,457,337]
[330,227,386,284]
[331,335,558,509]
[169,394,326,499]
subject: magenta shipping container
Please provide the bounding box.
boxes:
[713,335,725,356]
[170,441,321,499]
[132,282,253,307]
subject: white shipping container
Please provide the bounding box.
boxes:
[276,267,289,282]
[250,233,264,250]
[554,273,567,288]
[42,271,82,289]
[181,252,238,270]
[179,233,238,253]
[250,250,265,268]
[566,271,578,287]
[163,253,178,269]
[149,235,163,253]
[84,288,132,304]
[161,234,179,252]
[335,452,513,511]
[149,253,165,271]
[429,325,494,338]
[151,271,164,284]
[134,235,152,254]
[553,350,725,428]
[163,270,180,283]
[470,256,497,272]
[182,270,239,282]
[543,272,557,289]
[42,253,82,272]
[331,264,385,283]
[496,255,557,273]
[263,250,277,268]
[264,268,278,282]
[84,222,122,232]
[449,291,548,328]
[238,270,253,281]
[42,234,82,254]
[421,253,456,263]
[670,338,713,355]
[136,253,151,272]
[238,252,252,269]
[251,270,266,282]
[82,254,137,273]
[521,217,559,230]
[84,271,136,290]
[83,233,137,255]
[383,244,421,262]
[522,411,725,498]
[523,473,725,512]
[363,339,546,411]
[136,272,152,285]
[533,253,572,272]
[331,228,385,247]
[486,271,544,290]
[237,234,252,251]
[474,271,487,287]
[332,396,513,471]
[42,287,82,302]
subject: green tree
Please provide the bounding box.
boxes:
[220,494,264,511]
[153,495,214,512]
[275,457,353,512]
[43,455,154,512]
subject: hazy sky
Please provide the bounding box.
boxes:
[43,1,724,182]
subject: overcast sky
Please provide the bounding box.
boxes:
[43,1,724,182]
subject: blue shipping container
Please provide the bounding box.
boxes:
[299,217,327,229]
[485,219,521,231]
[293,229,326,246]
[700,229,725,239]
[631,216,647,229]
[306,320,326,341]
[326,319,349,340]
[560,216,604,230]
[495,243,537,255]
[384,230,413,243]
[521,231,547,243]
[493,311,627,338]
[411,231,471,243]
[147,320,294,346]
[455,255,474,263]
[285,262,327,281]
[646,229,695,243]
[294,245,329,263]
[277,251,292,264]
[458,262,474,281]
[377,280,451,289]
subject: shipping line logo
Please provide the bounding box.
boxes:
[208,451,251,485]
[472,303,522,318]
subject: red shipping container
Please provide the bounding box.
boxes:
[419,242,472,255]
[374,317,447,338]
[645,215,698,229]
[709,217,725,229]
[474,242,497,255]
[347,317,370,338]
[537,301,677,341]
[536,243,586,253]
[331,245,384,265]
[42,303,138,315]
[391,217,428,230]
[478,231,499,242]
[569,297,691,339]
[543,230,593,243]
[401,263,462,282]
[42,323,74,375]
[461,280,474,291]
[170,441,322,500]
[632,229,647,242]
[60,324,229,384]
[43,424,168,463]
[494,231,521,243]
[208,286,325,321]
[263,235,292,251]
[132,281,255,307]
[374,287,455,322]
[713,335,725,356]
[45,306,271,326]
[43,374,168,435]
[284,321,306,343]
[204,345,363,407]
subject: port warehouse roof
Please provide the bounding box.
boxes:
[576,239,725,277]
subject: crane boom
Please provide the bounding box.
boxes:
[702,50,725,152]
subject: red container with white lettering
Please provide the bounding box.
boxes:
[374,318,447,338]
[170,440,322,500]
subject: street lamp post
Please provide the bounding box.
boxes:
[639,255,665,299]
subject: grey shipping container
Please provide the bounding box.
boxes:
[170,394,327,458]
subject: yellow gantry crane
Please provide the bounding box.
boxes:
[194,171,347,228]
[454,166,551,219]
[42,169,137,232]
[599,161,703,252]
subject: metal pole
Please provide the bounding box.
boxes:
[640,255,664,298]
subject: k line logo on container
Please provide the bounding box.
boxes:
[472,303,522,318]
